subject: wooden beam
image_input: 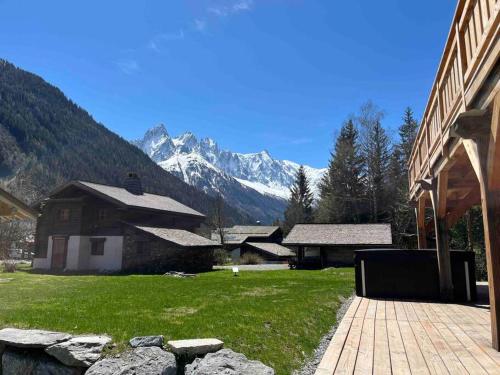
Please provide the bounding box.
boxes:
[416,195,427,249]
[455,96,500,351]
[418,174,454,301]
[488,92,500,189]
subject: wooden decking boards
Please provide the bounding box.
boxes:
[315,297,500,374]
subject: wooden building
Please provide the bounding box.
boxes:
[283,224,392,268]
[0,187,37,222]
[211,225,293,263]
[33,174,218,273]
[407,0,500,350]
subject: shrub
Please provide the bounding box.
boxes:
[213,249,230,265]
[3,260,16,273]
[240,252,264,265]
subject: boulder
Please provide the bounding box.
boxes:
[86,347,176,375]
[167,338,223,357]
[45,335,112,367]
[129,335,164,348]
[185,349,274,375]
[2,349,84,375]
[0,328,71,349]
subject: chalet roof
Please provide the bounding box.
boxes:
[0,187,38,221]
[133,225,219,248]
[246,242,295,257]
[48,181,205,218]
[211,225,280,245]
[282,224,392,246]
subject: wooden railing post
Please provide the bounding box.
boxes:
[416,195,428,249]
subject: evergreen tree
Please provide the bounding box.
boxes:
[284,166,314,232]
[399,107,419,166]
[388,108,420,247]
[359,102,391,223]
[317,120,365,223]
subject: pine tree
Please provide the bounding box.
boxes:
[388,107,420,247]
[284,166,314,232]
[358,102,390,223]
[317,120,365,223]
[399,107,419,166]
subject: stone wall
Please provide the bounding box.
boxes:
[122,227,214,274]
[0,328,274,374]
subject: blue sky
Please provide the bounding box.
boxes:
[0,0,456,168]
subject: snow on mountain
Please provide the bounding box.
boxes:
[132,124,326,222]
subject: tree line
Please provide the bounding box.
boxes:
[283,101,418,247]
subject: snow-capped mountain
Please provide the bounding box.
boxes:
[133,124,326,222]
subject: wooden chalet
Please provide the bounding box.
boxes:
[211,225,293,262]
[283,224,392,268]
[0,187,37,222]
[33,174,218,273]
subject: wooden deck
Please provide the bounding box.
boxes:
[315,296,500,374]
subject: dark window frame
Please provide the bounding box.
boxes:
[90,238,106,256]
[57,208,71,222]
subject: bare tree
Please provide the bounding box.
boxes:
[0,220,35,260]
[212,193,227,249]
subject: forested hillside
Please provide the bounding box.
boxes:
[0,59,252,224]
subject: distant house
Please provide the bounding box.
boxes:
[211,225,293,263]
[283,224,393,268]
[33,174,218,273]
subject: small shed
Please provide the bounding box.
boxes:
[283,224,393,268]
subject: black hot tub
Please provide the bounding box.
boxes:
[354,249,476,302]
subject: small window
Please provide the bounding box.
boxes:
[98,209,108,221]
[90,238,105,256]
[57,208,70,222]
[137,241,149,255]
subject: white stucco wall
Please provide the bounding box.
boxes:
[32,237,53,270]
[32,235,123,272]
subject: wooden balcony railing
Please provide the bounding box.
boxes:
[408,0,499,199]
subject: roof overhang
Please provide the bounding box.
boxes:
[0,188,38,221]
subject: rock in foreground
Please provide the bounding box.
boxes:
[45,335,112,367]
[167,338,223,357]
[0,328,71,348]
[185,349,274,375]
[129,335,164,348]
[2,349,84,375]
[86,347,176,375]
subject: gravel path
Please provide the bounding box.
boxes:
[214,264,289,271]
[293,295,354,375]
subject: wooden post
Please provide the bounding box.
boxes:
[416,195,427,249]
[452,95,500,350]
[418,176,454,301]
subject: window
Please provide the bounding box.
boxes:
[137,241,149,255]
[57,208,70,222]
[98,209,108,221]
[90,238,105,256]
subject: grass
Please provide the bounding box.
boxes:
[0,267,354,374]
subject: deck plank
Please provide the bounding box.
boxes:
[354,317,375,375]
[316,297,500,375]
[386,319,411,374]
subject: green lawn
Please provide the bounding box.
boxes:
[0,268,354,374]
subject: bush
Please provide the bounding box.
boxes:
[213,249,230,265]
[240,252,264,265]
[3,260,16,273]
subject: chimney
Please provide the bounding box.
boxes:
[124,172,144,195]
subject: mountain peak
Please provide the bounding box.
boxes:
[144,123,169,139]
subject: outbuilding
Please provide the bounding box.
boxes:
[283,224,393,268]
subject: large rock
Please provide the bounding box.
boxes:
[185,349,274,375]
[2,349,84,375]
[167,338,223,357]
[45,335,112,367]
[86,347,176,375]
[129,335,164,348]
[0,328,71,348]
